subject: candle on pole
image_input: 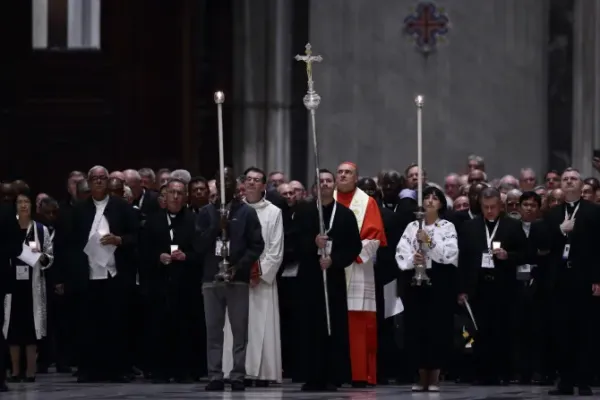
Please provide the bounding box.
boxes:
[415,95,424,206]
[214,91,226,206]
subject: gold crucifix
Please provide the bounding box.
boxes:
[295,43,322,83]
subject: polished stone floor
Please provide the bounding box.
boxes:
[0,374,588,400]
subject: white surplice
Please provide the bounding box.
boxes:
[4,221,54,340]
[334,188,380,312]
[223,198,284,381]
[395,219,459,270]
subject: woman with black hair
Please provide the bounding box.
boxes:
[395,186,458,392]
[4,190,53,382]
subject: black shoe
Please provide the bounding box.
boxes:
[24,376,35,383]
[548,386,574,396]
[0,382,8,392]
[255,380,269,387]
[7,376,21,383]
[578,385,593,396]
[244,379,253,387]
[205,380,225,391]
[231,380,245,391]
[351,380,368,388]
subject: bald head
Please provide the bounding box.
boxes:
[123,169,142,199]
[110,171,125,181]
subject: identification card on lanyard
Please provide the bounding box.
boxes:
[482,221,500,269]
[318,202,337,256]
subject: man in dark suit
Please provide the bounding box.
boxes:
[539,167,600,396]
[457,187,528,385]
[66,165,139,383]
[0,201,22,391]
[140,178,203,382]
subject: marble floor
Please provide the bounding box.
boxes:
[0,375,589,400]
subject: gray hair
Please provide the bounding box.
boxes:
[498,175,519,191]
[170,169,192,185]
[88,165,109,177]
[138,168,156,182]
[520,167,536,178]
[468,154,485,167]
[445,173,460,182]
[76,179,90,194]
[123,185,133,197]
[507,188,523,198]
[123,169,142,182]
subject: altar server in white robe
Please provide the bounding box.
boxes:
[223,167,284,385]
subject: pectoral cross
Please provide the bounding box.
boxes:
[295,43,322,84]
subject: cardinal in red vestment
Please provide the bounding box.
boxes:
[334,162,387,386]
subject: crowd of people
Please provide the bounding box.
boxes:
[0,156,599,396]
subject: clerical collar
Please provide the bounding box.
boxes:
[168,213,177,219]
[567,199,580,207]
[384,203,398,212]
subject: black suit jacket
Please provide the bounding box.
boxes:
[137,189,160,224]
[538,200,600,290]
[140,208,200,294]
[66,196,139,292]
[457,215,528,297]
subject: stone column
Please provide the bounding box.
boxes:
[572,0,600,177]
[232,0,293,176]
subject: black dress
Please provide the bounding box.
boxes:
[397,219,458,370]
[7,228,37,346]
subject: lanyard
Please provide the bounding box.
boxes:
[468,210,474,219]
[564,202,580,220]
[24,222,39,247]
[485,220,500,250]
[323,202,337,235]
[166,213,174,241]
[138,191,145,210]
[48,228,55,243]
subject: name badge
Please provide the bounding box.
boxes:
[562,244,570,260]
[16,265,29,281]
[170,245,179,254]
[481,253,495,269]
[318,240,333,256]
[215,239,230,257]
[518,264,531,273]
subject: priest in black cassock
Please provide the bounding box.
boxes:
[294,169,362,392]
[141,178,203,383]
[457,187,527,385]
[67,165,139,383]
[0,200,23,391]
[539,168,600,396]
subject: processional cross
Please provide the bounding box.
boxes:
[295,43,322,92]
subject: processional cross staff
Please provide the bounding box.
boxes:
[295,43,332,336]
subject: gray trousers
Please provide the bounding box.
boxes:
[202,282,249,381]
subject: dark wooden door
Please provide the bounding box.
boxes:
[0,0,234,197]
